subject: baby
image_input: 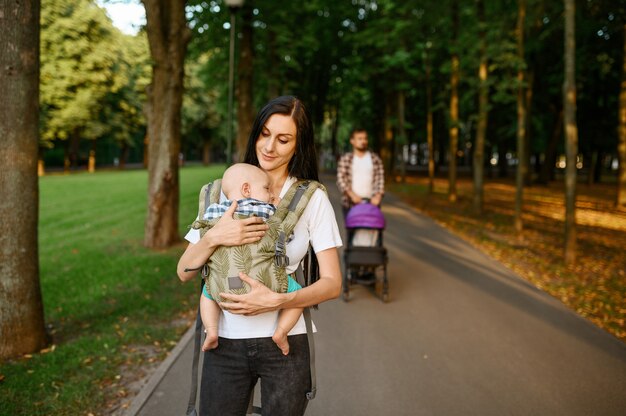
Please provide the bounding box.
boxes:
[200,163,303,355]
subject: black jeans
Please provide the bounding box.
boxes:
[199,335,311,416]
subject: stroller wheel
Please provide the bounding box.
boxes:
[376,268,389,303]
[342,268,351,302]
[382,278,390,302]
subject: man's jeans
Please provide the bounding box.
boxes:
[199,335,311,416]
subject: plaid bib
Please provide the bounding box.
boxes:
[203,198,276,221]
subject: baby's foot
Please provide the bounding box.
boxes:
[202,327,218,351]
[272,327,290,355]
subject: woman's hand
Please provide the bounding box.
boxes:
[204,201,269,247]
[219,272,289,316]
[219,249,341,314]
[177,202,269,282]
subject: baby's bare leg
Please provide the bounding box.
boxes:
[200,294,220,351]
[272,307,303,355]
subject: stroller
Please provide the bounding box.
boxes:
[342,202,389,302]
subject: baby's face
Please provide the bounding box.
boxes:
[248,173,273,204]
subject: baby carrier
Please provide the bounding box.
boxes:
[188,178,324,302]
[184,178,324,416]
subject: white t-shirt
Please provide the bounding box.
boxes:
[184,176,343,339]
[351,151,374,198]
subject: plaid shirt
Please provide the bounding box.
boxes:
[336,151,385,208]
[203,198,276,220]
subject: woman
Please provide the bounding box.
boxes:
[177,96,343,415]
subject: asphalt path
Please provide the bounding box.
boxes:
[131,175,626,416]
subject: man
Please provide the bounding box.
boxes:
[337,128,385,216]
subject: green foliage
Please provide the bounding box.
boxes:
[40,0,150,163]
[187,0,625,172]
[37,0,625,171]
[0,165,225,415]
[183,51,222,158]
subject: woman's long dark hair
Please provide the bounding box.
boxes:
[243,96,321,286]
[243,95,318,181]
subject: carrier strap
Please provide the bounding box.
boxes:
[287,182,309,212]
[185,302,203,416]
[247,392,262,415]
[185,182,215,415]
[196,179,223,221]
[197,182,210,222]
[268,180,323,269]
[295,260,317,400]
[270,180,324,243]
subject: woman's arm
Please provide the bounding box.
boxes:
[218,247,342,315]
[176,238,217,282]
[177,201,269,282]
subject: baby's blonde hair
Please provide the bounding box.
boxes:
[221,163,267,200]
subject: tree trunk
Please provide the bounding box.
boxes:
[593,151,603,184]
[88,150,95,173]
[142,133,149,168]
[267,29,279,99]
[0,0,47,359]
[473,0,488,214]
[514,0,526,234]
[119,141,129,170]
[587,150,598,186]
[426,60,435,194]
[142,0,190,249]
[380,98,394,175]
[202,139,211,165]
[618,23,626,207]
[448,0,459,202]
[563,0,578,264]
[88,140,96,173]
[397,90,407,183]
[69,130,80,170]
[63,141,70,173]
[331,106,339,163]
[524,70,534,185]
[235,4,254,163]
[538,108,562,184]
[38,154,45,177]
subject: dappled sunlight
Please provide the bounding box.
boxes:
[575,209,626,230]
[388,176,626,341]
[481,182,626,232]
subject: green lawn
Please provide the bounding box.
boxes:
[0,165,226,415]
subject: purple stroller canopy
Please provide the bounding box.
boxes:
[345,203,386,229]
